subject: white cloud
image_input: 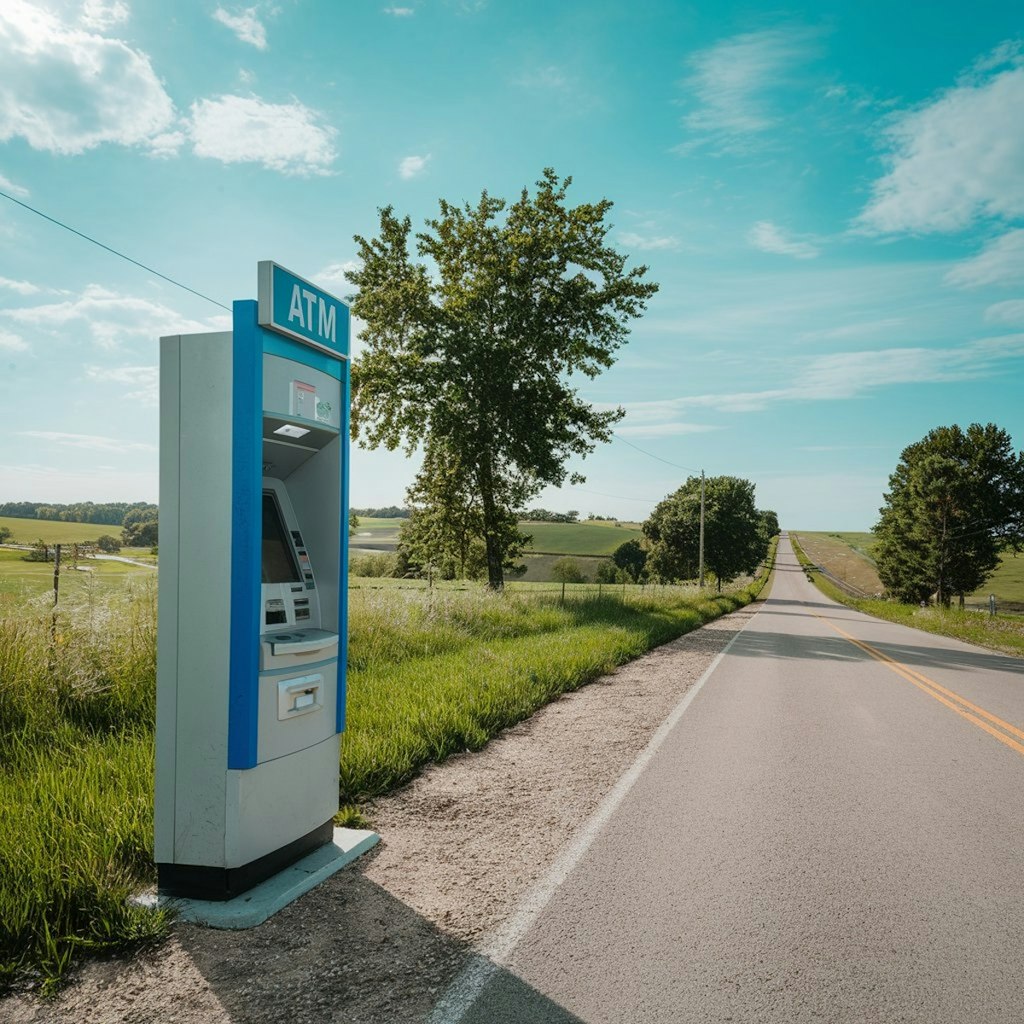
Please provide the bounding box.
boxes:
[0,461,158,502]
[748,221,820,259]
[0,0,176,155]
[3,284,216,349]
[0,328,28,351]
[984,299,1024,325]
[80,0,130,31]
[513,66,568,90]
[945,229,1024,288]
[619,232,678,252]
[614,333,1024,429]
[679,26,820,152]
[149,130,185,158]
[316,260,359,291]
[85,364,158,404]
[17,431,156,453]
[615,422,719,439]
[0,276,40,295]
[858,50,1024,234]
[212,7,267,50]
[189,95,337,176]
[383,6,415,15]
[0,172,29,197]
[797,445,888,453]
[796,318,906,343]
[398,153,430,179]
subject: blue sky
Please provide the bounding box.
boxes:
[1,0,1022,530]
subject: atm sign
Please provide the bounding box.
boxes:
[257,261,350,359]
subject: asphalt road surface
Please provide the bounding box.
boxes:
[442,534,1024,1024]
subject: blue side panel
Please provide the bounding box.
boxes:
[337,356,350,734]
[228,300,263,770]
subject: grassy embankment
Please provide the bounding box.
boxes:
[1,540,776,994]
[797,530,1024,610]
[790,534,1024,658]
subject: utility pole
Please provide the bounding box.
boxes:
[50,543,62,651]
[698,470,705,589]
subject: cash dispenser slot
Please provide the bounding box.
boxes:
[277,674,324,720]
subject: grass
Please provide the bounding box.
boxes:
[1,543,774,994]
[520,520,644,556]
[789,535,1024,658]
[791,532,883,596]
[0,588,168,995]
[340,568,772,800]
[0,516,122,545]
[0,548,156,618]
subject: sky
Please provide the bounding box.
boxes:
[1,0,1023,530]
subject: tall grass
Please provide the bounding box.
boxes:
[0,582,168,995]
[341,584,764,800]
[1,554,772,994]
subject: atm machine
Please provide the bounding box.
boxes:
[155,264,350,900]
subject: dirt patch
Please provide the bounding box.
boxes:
[5,601,762,1024]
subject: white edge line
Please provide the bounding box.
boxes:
[426,603,763,1024]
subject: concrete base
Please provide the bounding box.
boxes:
[138,828,379,929]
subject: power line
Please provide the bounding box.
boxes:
[0,188,231,312]
[611,432,701,474]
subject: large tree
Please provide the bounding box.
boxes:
[396,441,527,580]
[347,169,658,588]
[643,476,773,590]
[874,423,1024,606]
[611,538,648,582]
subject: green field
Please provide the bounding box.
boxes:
[349,516,402,556]
[0,515,123,545]
[0,548,156,618]
[521,520,643,555]
[349,518,645,580]
[351,517,644,556]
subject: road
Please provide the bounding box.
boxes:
[440,534,1024,1023]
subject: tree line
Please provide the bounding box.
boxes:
[0,501,157,526]
[383,473,777,588]
[350,506,410,519]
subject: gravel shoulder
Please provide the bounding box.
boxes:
[6,598,764,1024]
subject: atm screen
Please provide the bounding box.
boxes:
[262,492,301,584]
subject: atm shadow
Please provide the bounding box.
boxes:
[179,854,585,1024]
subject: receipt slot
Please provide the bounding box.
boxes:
[156,263,350,900]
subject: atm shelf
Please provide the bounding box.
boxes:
[262,627,339,656]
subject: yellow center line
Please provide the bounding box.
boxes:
[811,611,1024,759]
